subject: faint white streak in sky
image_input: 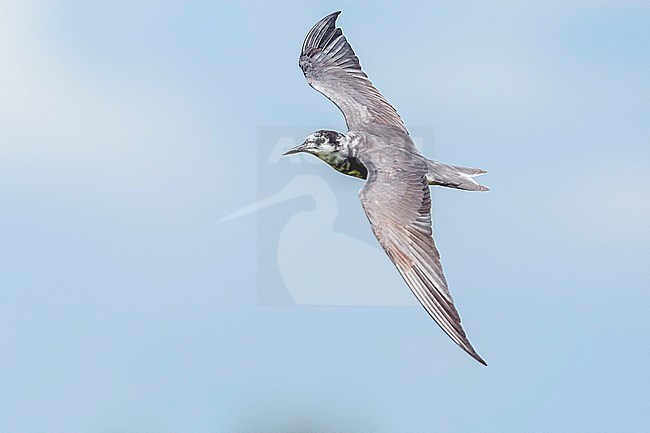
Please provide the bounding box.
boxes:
[219,174,416,305]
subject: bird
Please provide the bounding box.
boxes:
[283,11,489,365]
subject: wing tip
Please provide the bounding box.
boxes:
[302,11,343,54]
[319,11,342,26]
[475,354,488,366]
[322,11,342,29]
[462,345,488,366]
[457,332,487,367]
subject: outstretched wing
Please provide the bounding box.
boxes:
[299,11,407,133]
[359,156,486,365]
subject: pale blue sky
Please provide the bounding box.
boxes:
[1,1,648,432]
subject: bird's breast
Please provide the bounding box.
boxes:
[319,153,368,180]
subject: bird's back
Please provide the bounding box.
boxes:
[349,125,426,172]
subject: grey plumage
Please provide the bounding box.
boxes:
[300,11,406,133]
[286,12,489,365]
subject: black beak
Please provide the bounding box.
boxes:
[282,143,307,156]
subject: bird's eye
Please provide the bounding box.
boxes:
[316,138,326,145]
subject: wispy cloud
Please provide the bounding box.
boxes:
[0,2,217,222]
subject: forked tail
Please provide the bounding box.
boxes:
[425,160,489,191]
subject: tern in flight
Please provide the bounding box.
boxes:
[283,11,489,365]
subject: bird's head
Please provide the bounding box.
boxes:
[283,130,345,158]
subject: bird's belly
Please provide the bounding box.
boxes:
[331,156,368,179]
